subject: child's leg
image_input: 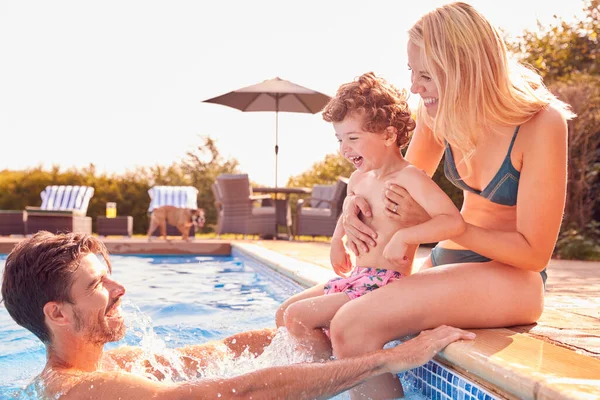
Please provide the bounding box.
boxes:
[275,283,326,328]
[284,292,350,361]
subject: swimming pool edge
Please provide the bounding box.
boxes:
[232,242,600,400]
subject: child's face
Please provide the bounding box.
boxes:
[334,114,390,172]
[408,41,439,118]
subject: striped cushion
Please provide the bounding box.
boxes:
[148,186,199,211]
[40,185,95,213]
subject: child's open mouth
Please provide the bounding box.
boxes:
[349,156,363,168]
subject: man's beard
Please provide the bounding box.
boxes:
[72,299,126,346]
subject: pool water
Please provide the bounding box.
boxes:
[0,253,495,400]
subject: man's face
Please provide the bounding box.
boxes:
[68,253,126,345]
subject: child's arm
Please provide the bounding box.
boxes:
[384,167,465,264]
[331,217,352,276]
[330,173,359,276]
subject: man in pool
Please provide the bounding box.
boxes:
[1,231,475,399]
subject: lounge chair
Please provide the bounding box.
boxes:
[295,177,348,237]
[147,186,199,237]
[25,185,95,235]
[213,174,277,237]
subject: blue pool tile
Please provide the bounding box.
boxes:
[404,360,498,400]
[451,386,458,398]
[425,385,432,398]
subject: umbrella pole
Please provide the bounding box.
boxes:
[275,97,279,188]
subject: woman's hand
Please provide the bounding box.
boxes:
[383,182,432,225]
[341,195,378,256]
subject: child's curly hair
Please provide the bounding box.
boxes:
[322,72,415,149]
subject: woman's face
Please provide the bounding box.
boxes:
[407,41,439,118]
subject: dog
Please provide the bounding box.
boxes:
[147,206,205,241]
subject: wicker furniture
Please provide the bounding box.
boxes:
[213,174,277,237]
[25,185,94,235]
[295,177,348,237]
[97,216,133,237]
[252,186,313,239]
[0,210,26,236]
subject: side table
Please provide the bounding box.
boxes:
[97,216,133,237]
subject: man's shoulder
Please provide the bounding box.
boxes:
[44,369,159,399]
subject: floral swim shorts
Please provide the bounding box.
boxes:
[324,267,403,300]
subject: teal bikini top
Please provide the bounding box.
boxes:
[443,126,521,206]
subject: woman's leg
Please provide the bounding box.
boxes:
[285,292,350,360]
[330,261,544,399]
[275,283,327,328]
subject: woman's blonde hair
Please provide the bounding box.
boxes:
[408,2,574,172]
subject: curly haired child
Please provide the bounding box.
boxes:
[275,72,466,365]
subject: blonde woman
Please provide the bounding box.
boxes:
[331,2,574,399]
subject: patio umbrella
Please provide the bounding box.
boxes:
[202,77,331,187]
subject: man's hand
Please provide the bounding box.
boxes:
[330,240,353,277]
[383,326,476,374]
[342,195,377,256]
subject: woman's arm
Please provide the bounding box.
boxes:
[383,168,465,265]
[404,120,445,177]
[388,167,465,246]
[453,108,568,271]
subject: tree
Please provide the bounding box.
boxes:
[287,153,354,188]
[509,0,600,258]
[509,0,599,82]
[551,75,600,229]
[180,136,239,231]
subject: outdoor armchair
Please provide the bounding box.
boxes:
[213,174,276,237]
[295,177,348,237]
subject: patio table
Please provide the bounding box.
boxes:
[252,187,312,239]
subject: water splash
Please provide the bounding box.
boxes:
[111,302,314,383]
[195,327,315,380]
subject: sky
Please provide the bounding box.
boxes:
[0,0,585,187]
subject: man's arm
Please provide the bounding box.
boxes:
[107,328,276,377]
[62,326,474,400]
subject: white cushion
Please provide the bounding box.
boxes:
[148,186,199,211]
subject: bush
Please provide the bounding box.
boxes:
[555,221,600,260]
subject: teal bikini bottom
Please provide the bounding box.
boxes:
[430,246,547,286]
